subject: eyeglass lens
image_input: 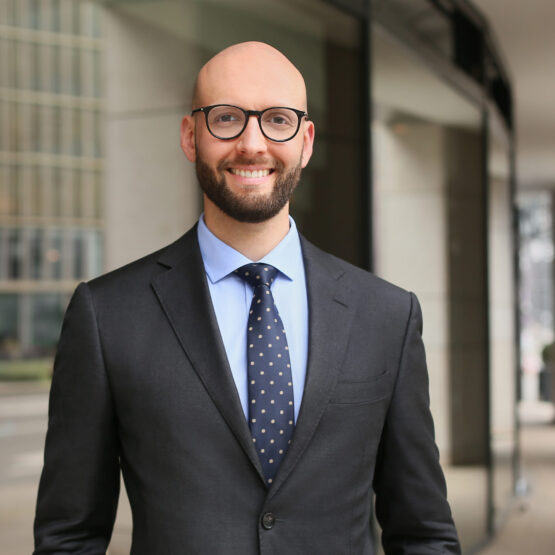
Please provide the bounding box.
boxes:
[206,106,300,141]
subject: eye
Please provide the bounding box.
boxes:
[269,115,288,125]
[215,112,240,123]
[262,109,296,127]
[208,106,244,127]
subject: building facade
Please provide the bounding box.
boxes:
[0,0,103,361]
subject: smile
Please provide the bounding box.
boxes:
[229,168,272,178]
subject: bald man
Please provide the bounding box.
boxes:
[34,42,460,554]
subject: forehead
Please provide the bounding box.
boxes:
[197,47,306,110]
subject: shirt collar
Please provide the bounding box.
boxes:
[197,214,303,284]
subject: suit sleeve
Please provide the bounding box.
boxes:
[34,282,120,554]
[373,292,461,554]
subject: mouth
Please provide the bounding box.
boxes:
[228,168,274,178]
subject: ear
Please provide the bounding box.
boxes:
[300,120,315,168]
[180,115,196,162]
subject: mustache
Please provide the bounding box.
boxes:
[217,157,284,171]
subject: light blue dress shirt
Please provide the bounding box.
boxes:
[197,214,308,423]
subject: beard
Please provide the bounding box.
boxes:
[195,153,302,224]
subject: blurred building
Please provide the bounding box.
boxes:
[0,0,103,359]
[1,0,520,553]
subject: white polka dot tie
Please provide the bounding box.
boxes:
[235,263,295,486]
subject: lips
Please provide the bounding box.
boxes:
[229,168,272,178]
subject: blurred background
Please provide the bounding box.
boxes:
[0,0,554,553]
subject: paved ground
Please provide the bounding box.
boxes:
[480,422,555,554]
[0,382,132,555]
[1,382,554,554]
[0,382,49,555]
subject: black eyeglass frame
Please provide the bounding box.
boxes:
[191,104,309,143]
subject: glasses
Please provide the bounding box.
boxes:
[191,104,308,142]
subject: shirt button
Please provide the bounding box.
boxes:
[261,512,276,530]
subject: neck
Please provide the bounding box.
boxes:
[203,200,291,261]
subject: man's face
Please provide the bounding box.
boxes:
[194,128,304,224]
[181,43,315,224]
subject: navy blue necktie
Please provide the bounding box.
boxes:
[235,263,295,486]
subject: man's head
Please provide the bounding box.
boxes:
[181,42,315,224]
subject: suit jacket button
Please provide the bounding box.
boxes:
[262,512,276,530]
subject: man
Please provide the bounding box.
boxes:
[34,42,460,554]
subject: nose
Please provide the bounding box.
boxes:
[236,115,268,155]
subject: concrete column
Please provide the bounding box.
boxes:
[373,119,451,457]
[101,3,201,270]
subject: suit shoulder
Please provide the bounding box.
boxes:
[301,236,412,301]
[86,226,199,297]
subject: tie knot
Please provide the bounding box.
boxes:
[234,263,278,288]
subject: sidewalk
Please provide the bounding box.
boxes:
[480,412,555,554]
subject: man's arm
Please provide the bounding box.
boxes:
[34,283,120,553]
[373,292,461,554]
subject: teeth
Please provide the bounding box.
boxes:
[230,169,270,178]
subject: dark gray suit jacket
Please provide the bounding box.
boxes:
[34,226,460,554]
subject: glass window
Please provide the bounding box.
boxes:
[17,40,33,90]
[30,103,40,151]
[60,168,73,217]
[72,0,81,35]
[93,170,102,219]
[59,46,72,95]
[20,102,34,151]
[30,42,40,90]
[29,0,40,29]
[73,108,83,156]
[93,111,102,158]
[7,228,22,278]
[92,5,101,38]
[0,294,19,359]
[0,227,9,279]
[83,110,97,158]
[93,50,102,98]
[7,102,18,151]
[72,48,81,96]
[0,39,7,89]
[518,191,553,406]
[0,100,7,150]
[73,169,82,217]
[30,166,41,216]
[377,0,452,57]
[38,44,55,93]
[51,167,62,217]
[488,117,517,528]
[3,0,15,26]
[73,229,84,278]
[30,227,43,279]
[90,229,102,277]
[47,228,63,279]
[1,166,16,215]
[31,293,66,354]
[53,45,61,93]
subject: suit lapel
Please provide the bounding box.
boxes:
[151,228,265,483]
[269,237,357,495]
[150,228,357,492]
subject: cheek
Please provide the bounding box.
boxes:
[269,143,303,169]
[196,138,232,166]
